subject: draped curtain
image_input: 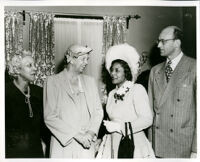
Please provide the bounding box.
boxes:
[101,16,128,104]
[54,18,103,82]
[5,11,23,65]
[102,16,127,55]
[29,12,55,87]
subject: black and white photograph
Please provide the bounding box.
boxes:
[0,0,199,161]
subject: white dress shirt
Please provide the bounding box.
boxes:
[166,52,183,71]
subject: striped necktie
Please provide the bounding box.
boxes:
[165,60,173,82]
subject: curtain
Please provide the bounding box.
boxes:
[5,11,23,65]
[54,18,103,83]
[101,16,128,104]
[80,20,103,81]
[102,16,127,55]
[54,18,78,72]
[29,12,55,87]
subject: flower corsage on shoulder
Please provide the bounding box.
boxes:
[114,81,133,103]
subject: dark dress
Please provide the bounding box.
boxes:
[5,82,48,158]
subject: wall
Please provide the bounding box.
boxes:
[182,7,196,58]
[5,6,183,69]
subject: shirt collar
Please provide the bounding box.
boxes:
[166,52,183,70]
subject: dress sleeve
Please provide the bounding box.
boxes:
[128,84,153,134]
[87,78,103,135]
[43,76,78,146]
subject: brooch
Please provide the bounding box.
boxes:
[113,81,133,103]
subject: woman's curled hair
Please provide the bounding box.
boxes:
[7,50,33,78]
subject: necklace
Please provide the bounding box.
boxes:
[24,86,33,118]
[13,81,33,118]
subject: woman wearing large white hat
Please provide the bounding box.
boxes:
[97,43,155,158]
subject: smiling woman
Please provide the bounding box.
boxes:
[5,50,50,158]
[96,43,155,158]
[43,44,103,158]
[110,59,132,87]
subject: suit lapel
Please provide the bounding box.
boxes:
[155,62,167,91]
[158,55,187,107]
[169,55,188,84]
[154,63,168,107]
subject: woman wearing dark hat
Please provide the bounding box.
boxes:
[97,43,155,158]
[44,44,103,158]
[5,50,49,158]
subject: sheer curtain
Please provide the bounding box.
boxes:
[101,16,128,105]
[54,18,103,83]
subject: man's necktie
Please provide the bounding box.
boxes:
[165,60,173,82]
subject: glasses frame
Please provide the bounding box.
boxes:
[156,38,176,45]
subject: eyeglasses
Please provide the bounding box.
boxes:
[156,38,176,45]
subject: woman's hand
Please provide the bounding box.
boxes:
[74,133,91,149]
[103,120,121,133]
[86,130,96,142]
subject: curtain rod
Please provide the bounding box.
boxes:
[18,10,141,28]
[54,14,103,20]
[54,13,141,29]
[54,13,141,20]
[17,9,141,20]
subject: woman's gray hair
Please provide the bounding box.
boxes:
[7,50,33,78]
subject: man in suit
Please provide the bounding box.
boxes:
[148,26,196,158]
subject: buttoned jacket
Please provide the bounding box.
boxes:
[148,55,196,158]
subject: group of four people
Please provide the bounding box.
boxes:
[5,25,196,158]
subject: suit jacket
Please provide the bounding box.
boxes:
[43,69,103,158]
[148,54,196,158]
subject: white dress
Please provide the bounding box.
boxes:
[97,82,155,158]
